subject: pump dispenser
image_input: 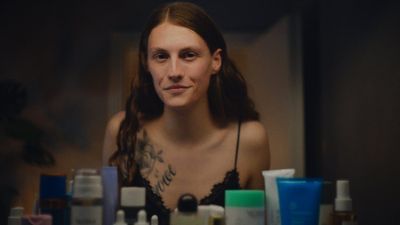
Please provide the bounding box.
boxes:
[332,180,356,225]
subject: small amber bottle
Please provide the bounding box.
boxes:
[332,180,357,225]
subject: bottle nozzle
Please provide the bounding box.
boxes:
[134,210,149,225]
[150,215,158,225]
[335,180,353,211]
[114,210,127,225]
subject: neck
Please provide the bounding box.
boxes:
[159,99,217,145]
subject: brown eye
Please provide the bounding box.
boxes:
[152,52,169,62]
[180,51,198,61]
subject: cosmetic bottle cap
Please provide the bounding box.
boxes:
[225,190,265,208]
[150,215,158,225]
[114,210,127,225]
[177,193,198,212]
[134,210,149,225]
[121,187,146,207]
[335,180,352,211]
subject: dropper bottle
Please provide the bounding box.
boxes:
[150,215,158,225]
[134,210,149,225]
[114,210,127,225]
[332,180,357,225]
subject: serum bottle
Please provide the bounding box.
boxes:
[332,180,357,225]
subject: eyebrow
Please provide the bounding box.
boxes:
[148,46,203,53]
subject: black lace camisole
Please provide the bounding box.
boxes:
[129,122,242,225]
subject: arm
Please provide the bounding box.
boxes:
[102,111,125,166]
[240,121,271,189]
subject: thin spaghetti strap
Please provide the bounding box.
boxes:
[234,119,242,169]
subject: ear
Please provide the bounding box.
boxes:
[211,48,222,74]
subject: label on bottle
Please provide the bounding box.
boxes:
[71,205,102,225]
[225,207,265,225]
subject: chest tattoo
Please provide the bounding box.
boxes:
[136,131,177,195]
[153,164,177,196]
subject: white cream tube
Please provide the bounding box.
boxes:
[262,169,295,225]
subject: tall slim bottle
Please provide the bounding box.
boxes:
[332,180,357,225]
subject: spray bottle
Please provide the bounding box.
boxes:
[332,180,357,225]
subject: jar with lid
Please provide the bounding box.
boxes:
[70,168,103,225]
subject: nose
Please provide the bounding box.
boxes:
[168,57,183,82]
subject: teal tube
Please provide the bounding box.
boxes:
[277,178,322,225]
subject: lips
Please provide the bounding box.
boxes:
[163,84,191,94]
[164,84,190,90]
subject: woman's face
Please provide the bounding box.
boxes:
[147,22,221,110]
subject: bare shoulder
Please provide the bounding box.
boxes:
[240,120,269,151]
[106,111,126,134]
[238,120,270,189]
[102,111,125,165]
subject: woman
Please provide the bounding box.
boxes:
[103,2,270,224]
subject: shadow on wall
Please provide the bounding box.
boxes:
[0,78,106,224]
[0,79,54,223]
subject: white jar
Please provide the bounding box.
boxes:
[71,168,103,225]
[225,190,265,225]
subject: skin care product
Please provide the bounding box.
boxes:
[262,169,295,225]
[21,215,52,225]
[71,168,103,225]
[114,210,127,225]
[150,215,158,225]
[332,180,356,225]
[170,193,203,225]
[121,187,146,225]
[8,207,24,225]
[319,181,333,225]
[134,210,149,225]
[39,174,68,225]
[225,190,265,225]
[102,166,119,225]
[277,178,322,225]
[198,204,224,225]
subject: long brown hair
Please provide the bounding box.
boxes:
[109,2,259,185]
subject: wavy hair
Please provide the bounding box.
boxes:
[109,2,259,185]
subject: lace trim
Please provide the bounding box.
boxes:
[199,169,241,205]
[136,168,241,212]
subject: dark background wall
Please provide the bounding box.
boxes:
[304,1,400,225]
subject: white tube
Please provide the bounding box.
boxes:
[262,169,295,225]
